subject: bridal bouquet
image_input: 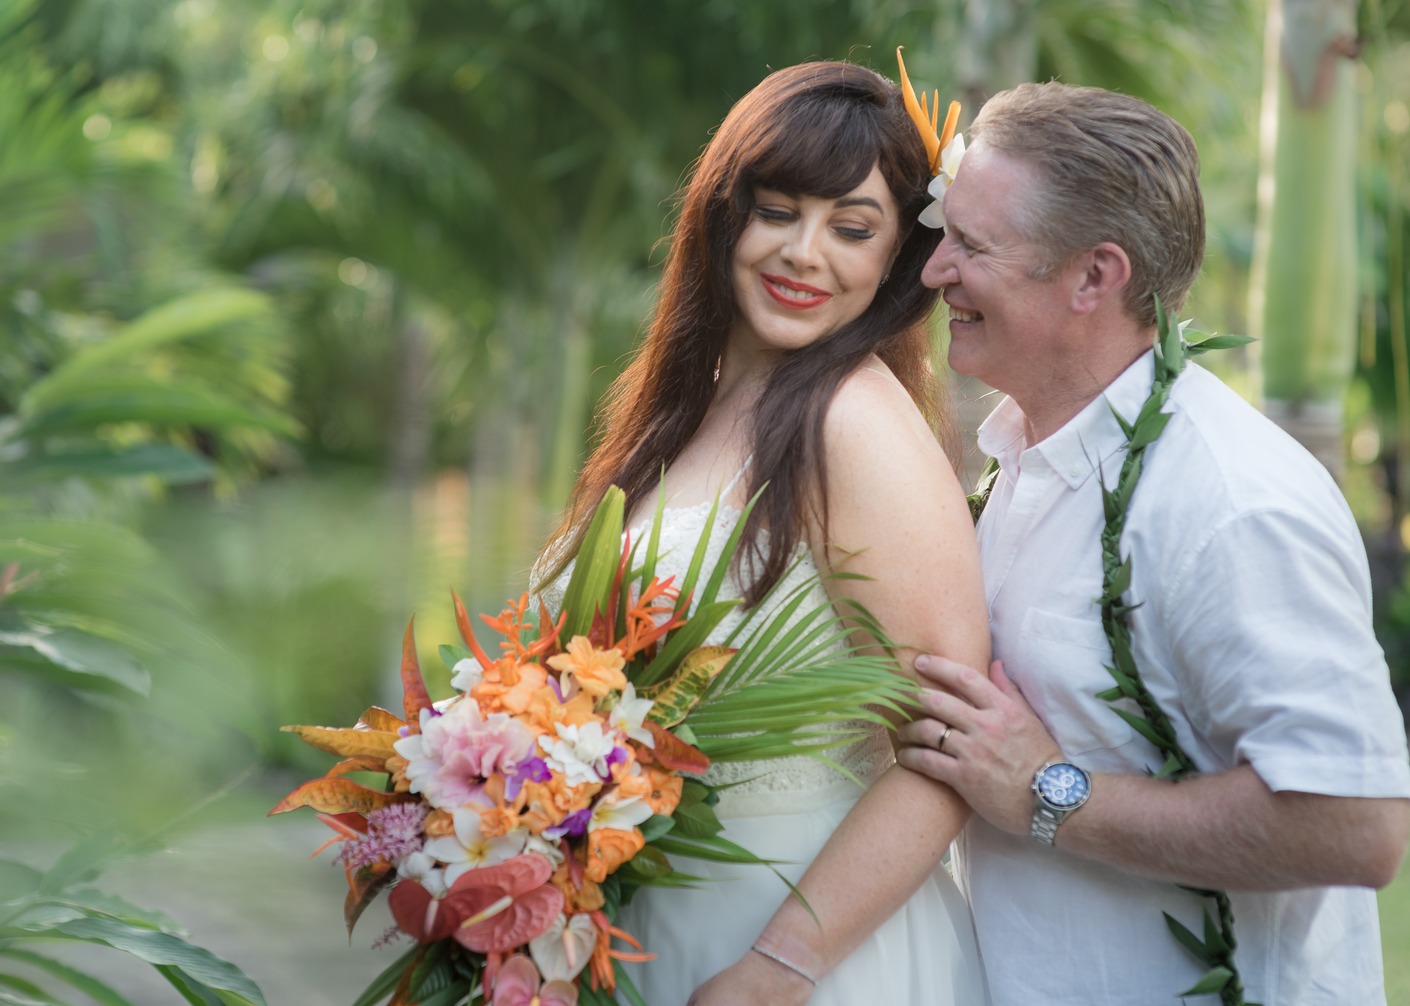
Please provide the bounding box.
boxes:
[271,486,912,1005]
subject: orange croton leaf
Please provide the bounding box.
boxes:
[324,756,391,778]
[401,616,433,728]
[269,776,411,816]
[281,724,399,761]
[356,706,406,732]
[637,721,710,775]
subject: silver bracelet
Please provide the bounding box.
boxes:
[750,943,818,986]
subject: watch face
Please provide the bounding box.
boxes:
[1037,763,1090,809]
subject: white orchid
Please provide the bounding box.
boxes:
[607,682,656,747]
[588,791,653,833]
[538,721,618,787]
[449,655,484,691]
[919,133,966,230]
[422,806,528,886]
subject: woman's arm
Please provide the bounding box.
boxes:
[690,365,990,1004]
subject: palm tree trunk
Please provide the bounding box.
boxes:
[1250,0,1361,481]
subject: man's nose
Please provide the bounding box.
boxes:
[921,231,957,289]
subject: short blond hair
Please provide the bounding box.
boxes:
[971,82,1204,328]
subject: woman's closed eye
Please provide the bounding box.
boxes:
[754,205,796,224]
[833,224,875,242]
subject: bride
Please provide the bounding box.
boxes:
[536,59,990,1005]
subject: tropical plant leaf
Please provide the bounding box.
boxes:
[694,485,763,607]
[0,443,215,487]
[0,617,149,696]
[1177,966,1235,997]
[17,377,297,440]
[558,487,625,639]
[349,944,420,1006]
[31,917,264,1005]
[21,288,273,411]
[1186,334,1255,355]
[38,832,131,896]
[0,949,136,1006]
[0,975,56,1006]
[1164,911,1214,966]
[0,860,42,903]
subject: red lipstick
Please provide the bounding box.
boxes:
[762,273,831,309]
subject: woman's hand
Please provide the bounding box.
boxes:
[687,951,814,1006]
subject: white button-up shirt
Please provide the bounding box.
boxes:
[957,351,1410,1005]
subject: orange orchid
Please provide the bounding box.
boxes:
[546,636,627,699]
[473,659,549,715]
[617,764,684,817]
[549,861,606,913]
[520,683,597,736]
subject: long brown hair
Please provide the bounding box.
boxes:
[541,60,952,605]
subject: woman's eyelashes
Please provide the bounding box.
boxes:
[752,204,876,242]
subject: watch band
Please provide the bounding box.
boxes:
[1030,803,1066,845]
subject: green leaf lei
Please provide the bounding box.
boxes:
[967,298,1257,1004]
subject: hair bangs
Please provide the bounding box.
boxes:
[742,96,885,200]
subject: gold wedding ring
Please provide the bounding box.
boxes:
[936,724,954,754]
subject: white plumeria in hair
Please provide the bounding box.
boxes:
[919,133,966,229]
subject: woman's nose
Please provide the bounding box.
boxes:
[780,218,823,270]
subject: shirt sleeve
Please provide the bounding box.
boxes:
[1160,506,1410,799]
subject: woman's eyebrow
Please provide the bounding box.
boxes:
[834,195,884,212]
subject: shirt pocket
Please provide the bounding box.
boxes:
[1013,607,1135,757]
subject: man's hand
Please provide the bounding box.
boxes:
[687,949,814,1006]
[896,655,1063,835]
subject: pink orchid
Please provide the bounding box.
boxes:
[492,954,578,1006]
[388,852,563,953]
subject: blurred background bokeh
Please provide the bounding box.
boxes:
[2,0,1408,1002]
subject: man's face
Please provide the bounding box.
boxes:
[921,142,1073,400]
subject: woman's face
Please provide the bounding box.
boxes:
[729,163,900,360]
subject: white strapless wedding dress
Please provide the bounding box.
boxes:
[539,502,989,1005]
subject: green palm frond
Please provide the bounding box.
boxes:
[562,484,917,766]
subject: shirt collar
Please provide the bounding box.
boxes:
[976,349,1157,491]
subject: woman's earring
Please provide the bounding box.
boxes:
[881,271,891,284]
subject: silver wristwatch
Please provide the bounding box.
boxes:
[1030,759,1092,845]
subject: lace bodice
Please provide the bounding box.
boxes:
[537,501,894,815]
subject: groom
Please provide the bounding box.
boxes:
[896,81,1410,1003]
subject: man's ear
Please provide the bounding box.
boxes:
[1071,242,1132,315]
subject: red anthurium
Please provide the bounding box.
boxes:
[389,853,564,954]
